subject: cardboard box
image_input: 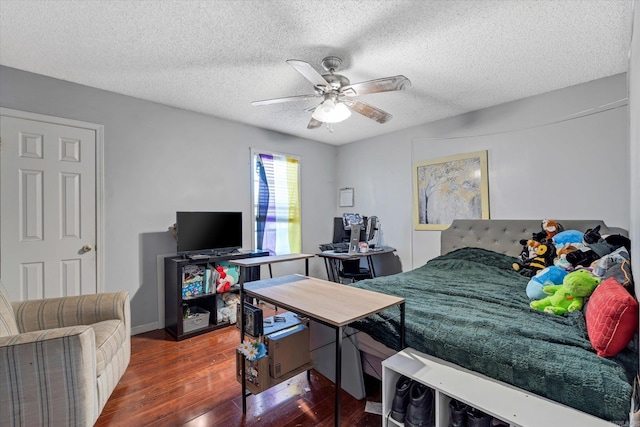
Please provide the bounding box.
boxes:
[265,323,310,378]
[236,350,270,394]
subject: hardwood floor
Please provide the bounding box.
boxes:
[96,305,383,426]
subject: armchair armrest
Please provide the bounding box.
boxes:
[0,326,97,426]
[11,291,130,334]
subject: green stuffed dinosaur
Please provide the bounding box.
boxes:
[529,269,601,315]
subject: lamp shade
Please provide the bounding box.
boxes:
[312,99,352,123]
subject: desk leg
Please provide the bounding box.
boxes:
[400,302,406,349]
[239,267,248,413]
[323,258,340,283]
[366,255,376,278]
[335,326,343,427]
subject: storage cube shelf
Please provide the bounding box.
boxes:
[382,348,617,427]
[164,250,268,340]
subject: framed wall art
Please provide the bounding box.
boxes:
[413,150,489,230]
[339,187,354,207]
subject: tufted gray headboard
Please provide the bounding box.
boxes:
[441,219,628,258]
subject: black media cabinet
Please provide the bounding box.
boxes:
[164,250,269,340]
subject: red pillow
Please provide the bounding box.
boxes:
[586,278,638,357]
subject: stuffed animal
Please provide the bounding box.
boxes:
[541,219,563,242]
[513,242,556,277]
[530,269,601,315]
[218,292,240,323]
[515,220,563,265]
[565,225,632,268]
[526,265,569,300]
[516,239,540,265]
[216,265,236,293]
[554,244,579,269]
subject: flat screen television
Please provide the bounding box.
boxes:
[176,211,242,254]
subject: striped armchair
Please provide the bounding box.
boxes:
[0,280,130,426]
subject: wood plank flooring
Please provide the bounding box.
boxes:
[96,305,383,426]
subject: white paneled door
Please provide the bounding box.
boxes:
[1,115,98,301]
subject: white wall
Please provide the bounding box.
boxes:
[337,73,630,271]
[630,0,639,293]
[0,65,338,333]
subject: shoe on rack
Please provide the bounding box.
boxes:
[390,375,412,422]
[449,398,468,427]
[467,407,493,427]
[405,381,435,427]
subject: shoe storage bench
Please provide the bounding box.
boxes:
[382,347,616,427]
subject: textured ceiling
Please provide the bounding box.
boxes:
[0,0,633,145]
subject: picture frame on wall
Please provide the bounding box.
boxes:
[413,150,489,230]
[339,187,354,207]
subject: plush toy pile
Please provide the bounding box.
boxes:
[512,219,562,277]
[522,220,637,359]
[523,220,633,312]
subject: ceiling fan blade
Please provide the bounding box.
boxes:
[307,117,323,129]
[343,98,393,124]
[287,59,330,87]
[340,75,411,96]
[251,93,320,106]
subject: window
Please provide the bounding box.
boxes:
[252,150,301,255]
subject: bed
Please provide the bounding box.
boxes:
[347,219,637,425]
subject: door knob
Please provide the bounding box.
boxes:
[82,244,93,253]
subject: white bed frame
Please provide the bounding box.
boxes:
[375,219,631,427]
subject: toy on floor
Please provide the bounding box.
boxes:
[529,269,601,315]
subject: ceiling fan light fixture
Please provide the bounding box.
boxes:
[312,98,351,123]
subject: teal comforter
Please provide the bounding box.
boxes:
[350,247,637,423]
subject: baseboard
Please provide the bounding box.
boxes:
[132,321,159,336]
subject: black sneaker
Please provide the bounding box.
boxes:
[467,407,492,427]
[390,375,412,422]
[405,381,435,427]
[449,399,468,427]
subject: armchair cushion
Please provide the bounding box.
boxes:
[93,319,127,376]
[0,281,19,337]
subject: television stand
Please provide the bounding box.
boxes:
[164,249,269,340]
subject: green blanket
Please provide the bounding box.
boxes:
[350,247,637,423]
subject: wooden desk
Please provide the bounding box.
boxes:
[239,274,405,427]
[316,246,396,282]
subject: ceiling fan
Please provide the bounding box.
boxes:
[251,56,411,131]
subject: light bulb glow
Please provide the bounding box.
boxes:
[312,99,352,123]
